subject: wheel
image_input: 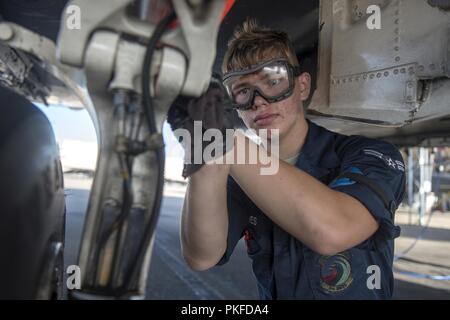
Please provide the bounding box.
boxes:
[0,86,66,299]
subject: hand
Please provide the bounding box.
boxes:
[167,75,234,178]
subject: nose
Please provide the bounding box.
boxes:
[251,93,269,111]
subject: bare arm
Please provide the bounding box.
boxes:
[181,131,379,270]
[229,131,379,256]
[180,163,231,271]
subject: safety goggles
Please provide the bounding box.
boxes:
[222,58,301,111]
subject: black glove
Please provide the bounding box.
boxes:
[167,76,234,178]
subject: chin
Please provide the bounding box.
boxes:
[255,126,284,140]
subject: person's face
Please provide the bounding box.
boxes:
[236,70,311,140]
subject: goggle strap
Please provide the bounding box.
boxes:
[292,66,302,77]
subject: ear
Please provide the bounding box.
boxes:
[297,72,311,101]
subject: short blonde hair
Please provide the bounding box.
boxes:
[222,18,299,75]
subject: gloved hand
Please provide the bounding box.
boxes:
[167,76,235,178]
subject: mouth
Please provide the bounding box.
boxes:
[254,113,279,126]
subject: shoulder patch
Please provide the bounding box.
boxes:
[319,251,353,293]
[363,149,405,172]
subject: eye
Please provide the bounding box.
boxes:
[268,78,281,86]
[235,87,250,97]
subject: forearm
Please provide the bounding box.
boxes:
[181,163,230,270]
[229,133,378,255]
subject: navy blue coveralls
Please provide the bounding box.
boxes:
[217,119,406,299]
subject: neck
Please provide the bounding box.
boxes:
[278,116,309,160]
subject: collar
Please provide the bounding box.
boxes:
[294,119,341,178]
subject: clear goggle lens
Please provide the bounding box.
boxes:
[223,59,299,110]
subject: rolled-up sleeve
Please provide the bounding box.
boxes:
[328,138,406,250]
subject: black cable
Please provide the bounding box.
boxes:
[394,208,435,261]
[91,92,137,289]
[133,111,143,141]
[393,208,450,281]
[119,11,176,295]
[92,152,133,287]
[109,154,134,286]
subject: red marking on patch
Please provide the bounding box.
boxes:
[323,269,338,284]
